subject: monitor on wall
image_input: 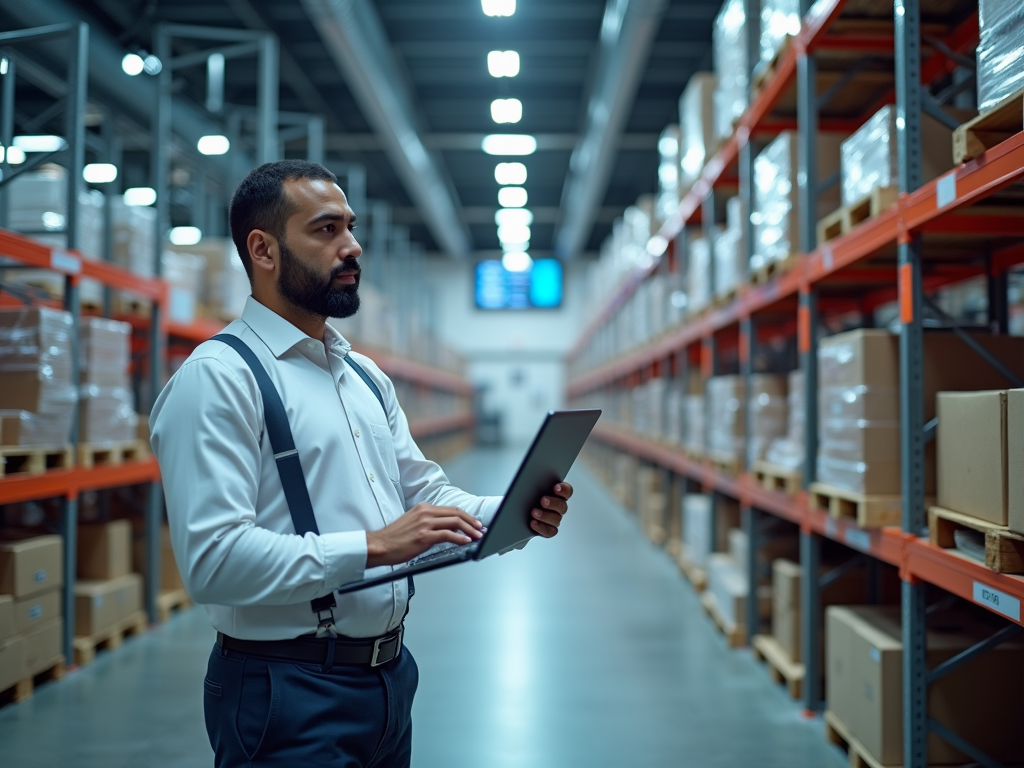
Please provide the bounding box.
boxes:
[474,259,563,310]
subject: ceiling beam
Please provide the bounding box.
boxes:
[311,133,660,153]
[300,0,471,258]
[555,0,669,259]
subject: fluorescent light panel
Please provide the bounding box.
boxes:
[495,208,533,227]
[497,223,531,244]
[124,187,157,206]
[502,252,533,272]
[13,135,66,152]
[197,135,230,155]
[494,162,527,185]
[498,187,528,207]
[482,0,516,17]
[490,98,522,124]
[169,226,202,246]
[482,134,536,156]
[83,163,118,184]
[122,53,144,76]
[487,50,520,77]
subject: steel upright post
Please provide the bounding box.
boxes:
[895,1,928,766]
[257,33,279,164]
[741,315,758,641]
[0,53,13,229]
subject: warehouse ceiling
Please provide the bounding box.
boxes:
[1,0,722,258]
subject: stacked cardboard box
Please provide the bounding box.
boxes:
[817,329,1024,495]
[765,369,804,470]
[938,389,1024,537]
[75,520,142,639]
[714,198,746,300]
[0,535,65,692]
[746,374,788,468]
[706,532,773,631]
[707,376,743,464]
[827,606,1024,766]
[0,308,77,447]
[78,318,138,444]
[683,494,740,568]
[682,394,705,456]
[713,0,750,141]
[678,72,718,189]
[687,236,712,317]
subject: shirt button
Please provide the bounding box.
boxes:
[370,472,376,482]
[354,429,361,438]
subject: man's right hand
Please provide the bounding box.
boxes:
[365,503,484,567]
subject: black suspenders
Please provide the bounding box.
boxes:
[213,333,412,635]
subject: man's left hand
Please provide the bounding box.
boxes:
[530,482,574,538]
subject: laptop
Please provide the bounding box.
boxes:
[336,409,601,595]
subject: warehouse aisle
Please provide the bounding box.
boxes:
[0,445,844,768]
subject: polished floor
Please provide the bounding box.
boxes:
[0,445,845,767]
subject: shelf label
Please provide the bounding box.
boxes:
[823,246,834,271]
[845,528,872,553]
[973,582,1020,621]
[50,250,81,274]
[825,517,839,539]
[936,173,957,209]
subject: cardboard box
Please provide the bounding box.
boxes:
[707,554,772,629]
[22,618,63,676]
[74,573,142,637]
[132,525,185,592]
[0,536,63,598]
[79,317,131,387]
[0,636,26,692]
[77,520,132,580]
[0,594,14,643]
[13,587,61,635]
[826,606,1024,766]
[1008,389,1024,536]
[937,391,1008,525]
[818,330,1024,495]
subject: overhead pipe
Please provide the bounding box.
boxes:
[554,0,669,259]
[300,0,471,258]
[1,0,253,178]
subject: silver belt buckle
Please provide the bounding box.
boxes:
[370,625,403,667]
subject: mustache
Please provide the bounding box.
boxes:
[329,260,361,280]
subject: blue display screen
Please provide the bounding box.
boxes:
[475,259,563,310]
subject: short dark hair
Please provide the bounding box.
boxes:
[228,160,338,280]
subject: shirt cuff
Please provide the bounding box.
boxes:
[321,531,370,589]
[478,495,503,527]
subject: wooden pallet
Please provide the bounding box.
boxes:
[679,549,708,592]
[817,185,899,245]
[753,460,802,496]
[751,254,799,285]
[73,611,148,667]
[752,635,804,699]
[825,710,896,768]
[156,588,193,624]
[809,482,905,529]
[929,506,1024,574]
[0,444,74,477]
[0,656,66,708]
[712,287,738,308]
[77,439,150,469]
[953,86,1024,165]
[707,451,741,476]
[752,36,792,93]
[700,591,744,648]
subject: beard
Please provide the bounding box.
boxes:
[277,239,361,319]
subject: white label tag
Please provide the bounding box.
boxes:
[823,246,834,271]
[33,569,46,583]
[28,605,42,621]
[845,528,872,552]
[825,517,839,539]
[869,647,881,663]
[50,250,81,274]
[973,582,1021,621]
[936,173,957,209]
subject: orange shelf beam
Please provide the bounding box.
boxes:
[0,457,160,505]
[356,345,473,396]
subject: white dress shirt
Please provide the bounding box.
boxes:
[150,296,501,640]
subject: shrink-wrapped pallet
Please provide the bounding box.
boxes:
[746,374,789,468]
[707,375,744,464]
[0,308,76,446]
[683,394,705,455]
[161,251,206,324]
[766,369,805,470]
[679,73,718,188]
[713,0,750,141]
[759,0,800,69]
[714,197,746,298]
[687,236,713,316]
[978,0,1024,112]
[80,318,131,387]
[78,385,138,444]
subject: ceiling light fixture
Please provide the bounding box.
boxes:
[502,251,533,272]
[13,135,67,152]
[143,54,163,75]
[494,162,527,185]
[487,50,520,78]
[482,134,536,156]
[197,135,230,155]
[495,208,533,227]
[169,226,202,246]
[122,53,145,76]
[124,187,157,206]
[490,98,523,124]
[497,223,531,244]
[5,146,25,165]
[498,187,528,208]
[83,163,118,184]
[482,0,516,17]
[502,240,529,253]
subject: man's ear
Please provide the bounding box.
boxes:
[248,230,278,277]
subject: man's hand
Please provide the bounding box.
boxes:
[365,503,484,567]
[530,482,574,538]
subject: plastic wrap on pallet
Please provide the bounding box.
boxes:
[0,308,77,446]
[171,238,250,322]
[665,389,683,446]
[752,133,796,271]
[78,384,138,444]
[766,369,805,469]
[708,554,746,626]
[683,394,705,455]
[679,72,718,187]
[161,250,206,324]
[647,378,665,442]
[817,384,900,493]
[683,494,713,567]
[977,0,1024,112]
[111,198,156,277]
[687,236,713,316]
[841,106,898,207]
[714,197,747,298]
[707,375,744,463]
[746,374,789,468]
[759,0,800,69]
[80,318,131,387]
[713,0,750,141]
[6,168,105,260]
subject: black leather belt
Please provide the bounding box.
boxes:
[216,625,404,668]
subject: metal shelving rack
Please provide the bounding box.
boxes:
[565,2,1024,766]
[0,22,476,669]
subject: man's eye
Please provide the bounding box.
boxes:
[322,223,335,233]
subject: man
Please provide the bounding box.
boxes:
[150,160,574,767]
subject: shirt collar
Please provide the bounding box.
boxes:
[239,296,351,359]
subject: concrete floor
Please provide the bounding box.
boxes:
[0,445,845,767]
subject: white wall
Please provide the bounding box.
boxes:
[422,259,585,444]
